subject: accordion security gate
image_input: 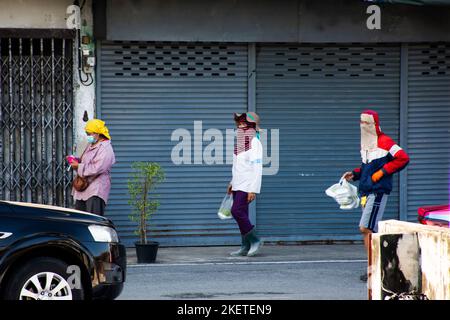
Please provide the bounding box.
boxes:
[0,35,74,206]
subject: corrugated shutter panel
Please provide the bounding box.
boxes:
[256,44,401,241]
[99,42,247,246]
[406,43,450,221]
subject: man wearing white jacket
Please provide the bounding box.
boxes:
[227,112,263,257]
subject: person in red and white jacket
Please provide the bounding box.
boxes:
[343,110,409,281]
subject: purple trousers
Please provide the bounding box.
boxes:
[231,191,254,235]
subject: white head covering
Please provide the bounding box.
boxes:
[360,110,381,152]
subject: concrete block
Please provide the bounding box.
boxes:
[371,220,450,300]
[371,233,420,300]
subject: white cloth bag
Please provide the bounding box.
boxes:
[325,178,360,210]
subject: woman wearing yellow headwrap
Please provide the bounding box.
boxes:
[69,119,116,216]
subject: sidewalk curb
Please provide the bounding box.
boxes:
[127,259,368,267]
[125,243,367,266]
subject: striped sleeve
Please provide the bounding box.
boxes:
[378,134,410,175]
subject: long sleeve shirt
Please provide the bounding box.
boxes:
[231,137,263,194]
[72,140,116,203]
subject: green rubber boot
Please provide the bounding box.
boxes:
[245,228,263,257]
[230,236,250,256]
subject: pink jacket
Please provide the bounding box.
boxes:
[72,140,116,204]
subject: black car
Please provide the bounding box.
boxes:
[0,200,126,300]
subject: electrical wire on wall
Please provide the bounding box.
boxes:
[77,28,94,86]
[74,0,94,86]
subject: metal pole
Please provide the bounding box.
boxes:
[95,42,102,119]
[399,44,409,221]
[51,38,56,205]
[30,39,36,203]
[247,43,257,226]
[70,36,77,207]
[40,38,47,204]
[62,39,67,206]
[8,38,14,201]
[247,43,256,113]
[19,38,25,201]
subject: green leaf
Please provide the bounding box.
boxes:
[127,162,165,244]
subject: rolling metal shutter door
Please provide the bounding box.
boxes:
[256,44,401,241]
[406,43,450,221]
[99,42,247,246]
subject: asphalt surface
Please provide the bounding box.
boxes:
[119,244,369,300]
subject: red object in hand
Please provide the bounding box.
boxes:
[66,155,81,164]
[371,169,384,183]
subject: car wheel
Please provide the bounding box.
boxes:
[3,257,85,300]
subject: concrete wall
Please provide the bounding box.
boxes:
[72,0,97,156]
[0,0,73,29]
[371,220,450,300]
[105,0,450,42]
[0,0,96,155]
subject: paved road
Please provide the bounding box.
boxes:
[118,259,368,300]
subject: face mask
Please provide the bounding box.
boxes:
[87,135,97,144]
[360,122,377,151]
[234,127,257,155]
[360,123,376,136]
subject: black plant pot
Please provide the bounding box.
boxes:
[135,241,159,263]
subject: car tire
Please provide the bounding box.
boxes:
[2,257,85,300]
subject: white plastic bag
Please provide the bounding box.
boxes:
[325,177,360,210]
[217,193,233,219]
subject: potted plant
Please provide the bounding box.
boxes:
[128,162,165,263]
